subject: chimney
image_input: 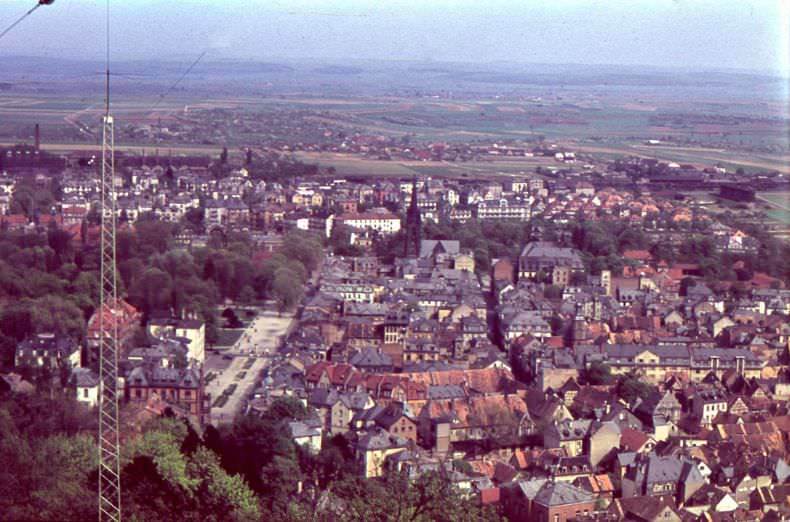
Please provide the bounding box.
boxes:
[34,124,40,152]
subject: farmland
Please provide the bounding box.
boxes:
[0,58,787,177]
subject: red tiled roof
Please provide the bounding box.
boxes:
[620,427,651,452]
[87,299,141,337]
[546,336,564,349]
[480,487,500,505]
[623,250,653,262]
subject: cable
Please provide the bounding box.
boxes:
[150,50,208,111]
[0,3,41,42]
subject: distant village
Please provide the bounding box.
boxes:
[2,136,790,522]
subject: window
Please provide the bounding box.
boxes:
[83,388,89,398]
[135,389,142,398]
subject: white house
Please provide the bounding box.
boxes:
[70,368,100,408]
[289,420,323,454]
[337,208,401,235]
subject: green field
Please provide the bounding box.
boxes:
[760,192,790,225]
[295,151,556,180]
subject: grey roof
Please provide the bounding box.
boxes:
[533,481,594,507]
[520,241,583,268]
[645,455,686,485]
[339,391,372,411]
[517,478,550,500]
[618,452,637,468]
[352,404,386,425]
[16,333,79,358]
[289,420,321,439]
[420,240,460,258]
[553,419,593,441]
[357,427,409,451]
[427,384,466,400]
[70,367,99,387]
[126,365,200,389]
[349,347,392,368]
[308,387,340,408]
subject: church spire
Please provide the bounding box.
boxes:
[404,177,421,257]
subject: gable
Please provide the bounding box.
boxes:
[635,350,659,364]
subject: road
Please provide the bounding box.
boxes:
[205,309,295,425]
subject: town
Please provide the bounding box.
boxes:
[1,1,789,521]
[1,127,789,520]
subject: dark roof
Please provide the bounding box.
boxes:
[350,347,393,368]
[126,365,200,389]
[533,481,594,507]
[70,367,99,387]
[357,427,409,451]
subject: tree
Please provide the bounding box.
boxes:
[123,418,261,522]
[135,218,174,255]
[544,285,562,299]
[583,362,614,385]
[9,181,54,217]
[0,394,97,521]
[129,267,174,317]
[222,308,243,328]
[271,268,304,313]
[188,447,261,521]
[281,232,323,273]
[318,471,502,522]
[215,410,299,495]
[239,286,256,304]
[184,207,205,233]
[28,295,86,340]
[617,375,655,404]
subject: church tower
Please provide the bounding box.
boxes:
[404,177,421,257]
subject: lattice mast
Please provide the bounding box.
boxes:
[98,0,121,519]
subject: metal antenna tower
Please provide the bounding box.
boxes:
[98,0,121,520]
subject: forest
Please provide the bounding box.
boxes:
[0,218,323,370]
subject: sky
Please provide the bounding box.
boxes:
[0,0,787,75]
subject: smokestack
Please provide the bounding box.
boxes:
[34,124,40,152]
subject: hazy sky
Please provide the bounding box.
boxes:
[0,0,787,74]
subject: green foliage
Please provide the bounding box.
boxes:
[272,267,305,312]
[9,179,54,217]
[302,471,503,522]
[329,224,364,257]
[245,156,320,184]
[617,375,656,404]
[0,392,97,521]
[123,418,261,522]
[583,362,615,385]
[376,218,529,275]
[0,390,502,522]
[281,231,324,273]
[544,285,562,299]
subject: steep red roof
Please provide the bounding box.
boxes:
[87,299,141,337]
[623,250,653,262]
[620,427,651,452]
[480,487,500,505]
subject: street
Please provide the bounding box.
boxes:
[205,309,295,425]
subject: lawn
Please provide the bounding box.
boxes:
[215,329,244,347]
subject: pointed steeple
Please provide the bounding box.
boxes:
[404,177,421,257]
